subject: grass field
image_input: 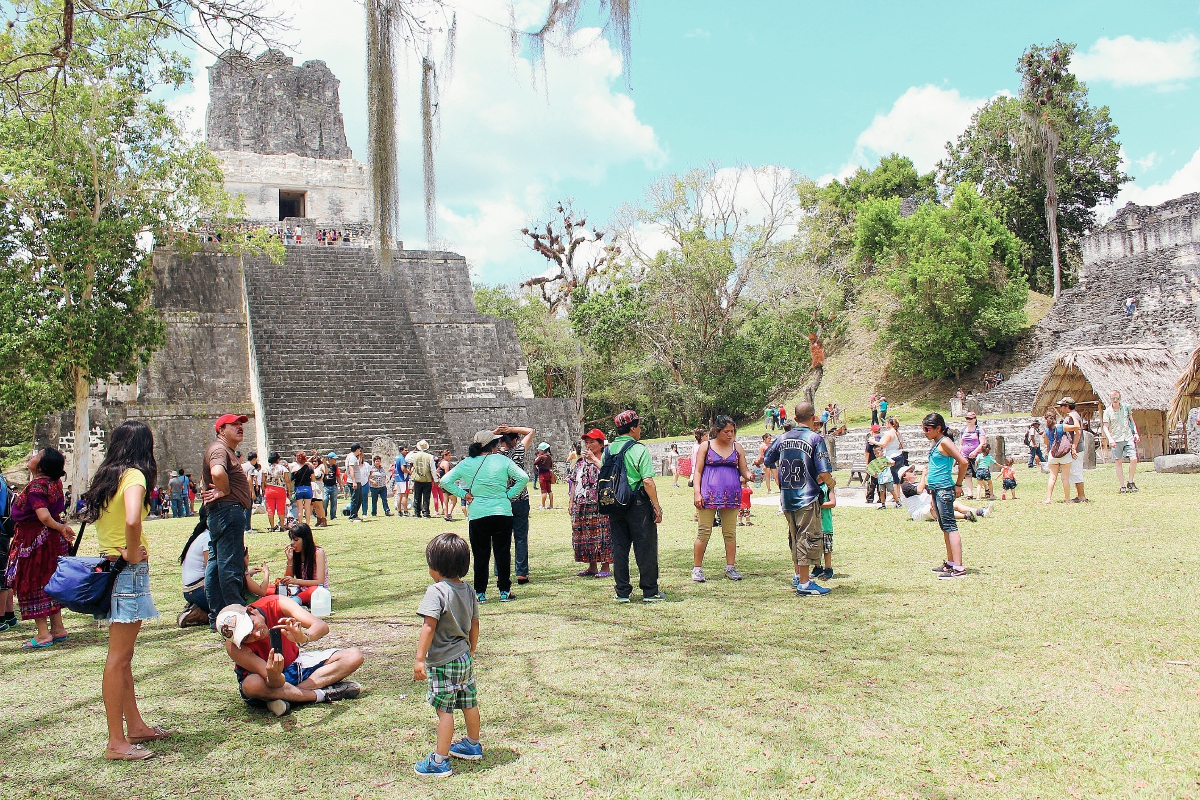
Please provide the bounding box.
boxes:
[4,464,1200,799]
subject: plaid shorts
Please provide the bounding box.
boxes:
[427,652,477,713]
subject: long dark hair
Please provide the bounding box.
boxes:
[468,441,497,458]
[82,420,157,523]
[289,522,317,580]
[179,505,209,564]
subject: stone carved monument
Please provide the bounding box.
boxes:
[39,53,579,477]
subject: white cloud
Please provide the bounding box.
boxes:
[1112,146,1200,208]
[170,0,663,282]
[1073,34,1200,87]
[1135,151,1159,172]
[836,85,996,177]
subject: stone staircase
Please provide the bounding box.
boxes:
[242,248,452,454]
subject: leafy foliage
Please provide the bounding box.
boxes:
[940,49,1127,295]
[857,186,1029,380]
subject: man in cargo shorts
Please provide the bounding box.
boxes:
[1103,389,1141,493]
[763,401,835,597]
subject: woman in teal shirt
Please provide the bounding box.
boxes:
[918,413,969,580]
[439,430,530,603]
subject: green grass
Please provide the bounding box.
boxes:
[4,466,1200,799]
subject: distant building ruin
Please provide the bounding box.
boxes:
[40,52,579,478]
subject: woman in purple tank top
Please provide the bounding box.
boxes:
[692,415,753,583]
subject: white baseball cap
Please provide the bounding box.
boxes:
[216,604,254,647]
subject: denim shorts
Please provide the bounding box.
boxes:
[928,486,958,534]
[294,485,313,500]
[98,562,159,624]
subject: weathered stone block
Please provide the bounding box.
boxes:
[1154,454,1200,473]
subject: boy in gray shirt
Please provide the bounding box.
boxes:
[414,533,481,777]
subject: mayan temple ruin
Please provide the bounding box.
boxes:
[39,51,579,474]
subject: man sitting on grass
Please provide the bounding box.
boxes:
[217,594,365,717]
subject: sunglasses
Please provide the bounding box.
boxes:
[922,424,936,431]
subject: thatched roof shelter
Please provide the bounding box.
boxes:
[1032,346,1182,460]
[1168,344,1200,427]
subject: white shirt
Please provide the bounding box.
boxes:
[181,531,211,586]
[346,452,370,484]
[242,461,260,488]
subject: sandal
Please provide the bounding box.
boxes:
[595,571,611,578]
[128,726,176,744]
[21,638,54,649]
[576,570,597,577]
[104,744,156,761]
[52,635,69,644]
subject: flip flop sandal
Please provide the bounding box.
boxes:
[595,571,611,578]
[128,726,176,744]
[21,638,54,649]
[104,744,156,761]
[576,570,597,577]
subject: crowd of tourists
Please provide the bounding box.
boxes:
[0,386,1156,774]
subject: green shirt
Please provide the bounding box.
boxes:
[1104,402,1134,442]
[820,484,833,534]
[439,454,529,519]
[608,435,655,492]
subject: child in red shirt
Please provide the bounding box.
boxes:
[738,485,753,526]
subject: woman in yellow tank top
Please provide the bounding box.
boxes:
[82,420,173,761]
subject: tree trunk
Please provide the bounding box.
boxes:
[803,364,825,405]
[1044,132,1062,299]
[70,366,90,500]
[544,365,554,398]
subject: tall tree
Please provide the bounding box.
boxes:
[942,43,1127,297]
[0,1,277,486]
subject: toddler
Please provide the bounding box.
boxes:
[867,444,894,510]
[414,533,482,777]
[1000,457,1017,500]
[738,483,753,526]
[974,444,997,500]
[813,481,836,581]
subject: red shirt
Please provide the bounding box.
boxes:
[740,486,752,509]
[246,595,299,669]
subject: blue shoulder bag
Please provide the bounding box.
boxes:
[44,522,127,616]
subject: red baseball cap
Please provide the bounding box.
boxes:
[214,413,249,432]
[582,428,606,441]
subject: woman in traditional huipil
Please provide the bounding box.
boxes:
[569,429,612,578]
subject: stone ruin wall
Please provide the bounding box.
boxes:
[982,194,1200,413]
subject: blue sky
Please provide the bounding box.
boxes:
[177,1,1200,284]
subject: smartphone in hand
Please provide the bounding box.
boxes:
[269,627,284,654]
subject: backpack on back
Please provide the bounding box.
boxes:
[597,440,638,513]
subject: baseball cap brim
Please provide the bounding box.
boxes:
[215,604,253,647]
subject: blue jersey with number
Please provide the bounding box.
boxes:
[763,426,832,511]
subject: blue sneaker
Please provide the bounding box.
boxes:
[414,754,452,777]
[476,592,486,603]
[499,590,514,602]
[791,574,801,590]
[795,581,830,597]
[449,738,484,761]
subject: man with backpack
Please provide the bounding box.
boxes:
[600,410,664,603]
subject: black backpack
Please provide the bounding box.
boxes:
[597,440,638,513]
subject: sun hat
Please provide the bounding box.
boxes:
[473,429,501,447]
[417,440,430,451]
[169,470,178,477]
[614,410,640,427]
[1057,396,1076,407]
[582,428,606,441]
[215,604,254,647]
[537,442,550,451]
[214,413,249,432]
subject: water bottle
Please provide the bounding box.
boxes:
[276,580,286,597]
[310,569,332,617]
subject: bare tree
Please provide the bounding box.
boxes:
[520,201,621,314]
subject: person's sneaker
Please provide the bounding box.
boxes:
[499,591,514,602]
[1119,485,1129,493]
[938,566,967,580]
[795,581,830,596]
[642,593,666,603]
[792,574,802,590]
[979,503,993,518]
[614,595,630,603]
[894,500,902,509]
[516,575,529,585]
[476,592,487,603]
[324,680,362,701]
[692,566,706,583]
[932,561,952,573]
[724,565,742,581]
[414,754,452,778]
[1128,483,1139,492]
[266,699,291,717]
[965,510,977,522]
[448,738,484,761]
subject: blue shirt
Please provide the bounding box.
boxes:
[394,456,408,482]
[763,426,832,511]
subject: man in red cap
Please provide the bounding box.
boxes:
[202,413,255,628]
